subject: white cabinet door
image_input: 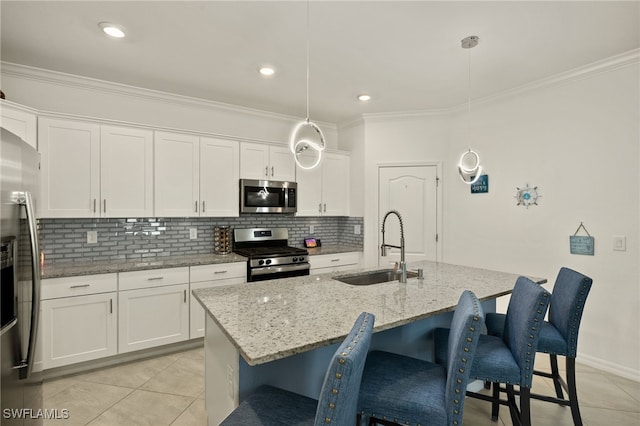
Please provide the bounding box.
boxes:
[240,142,295,181]
[0,101,37,149]
[309,252,361,275]
[154,131,200,217]
[101,125,153,217]
[295,156,323,216]
[322,153,350,216]
[118,283,190,353]
[41,292,117,369]
[268,145,296,181]
[240,142,270,180]
[296,152,350,217]
[200,137,239,217]
[39,118,100,217]
[189,278,244,339]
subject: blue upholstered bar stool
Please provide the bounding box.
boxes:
[484,267,592,426]
[219,311,374,426]
[435,276,550,426]
[357,290,485,426]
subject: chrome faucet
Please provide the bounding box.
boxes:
[381,210,407,283]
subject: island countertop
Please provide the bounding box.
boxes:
[192,260,546,366]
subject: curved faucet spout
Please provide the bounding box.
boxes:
[380,210,407,283]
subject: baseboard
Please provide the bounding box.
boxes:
[578,352,640,383]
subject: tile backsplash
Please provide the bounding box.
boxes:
[38,215,364,264]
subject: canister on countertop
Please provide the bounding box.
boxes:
[213,226,231,255]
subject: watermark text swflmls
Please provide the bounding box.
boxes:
[2,408,70,420]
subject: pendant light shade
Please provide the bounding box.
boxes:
[458,35,483,185]
[290,0,325,170]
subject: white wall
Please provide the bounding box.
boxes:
[360,60,640,380]
[0,63,338,148]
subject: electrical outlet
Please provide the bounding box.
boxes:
[354,224,361,235]
[309,225,315,234]
[189,228,197,240]
[86,231,98,244]
[612,235,626,251]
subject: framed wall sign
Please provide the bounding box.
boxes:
[470,174,489,193]
[569,223,594,256]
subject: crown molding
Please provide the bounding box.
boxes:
[361,48,640,121]
[0,61,337,131]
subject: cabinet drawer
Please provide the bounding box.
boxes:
[309,252,361,270]
[41,273,117,300]
[119,267,189,291]
[190,262,246,283]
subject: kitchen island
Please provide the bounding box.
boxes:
[193,260,546,425]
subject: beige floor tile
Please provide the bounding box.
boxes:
[139,357,204,398]
[43,376,80,400]
[178,347,204,360]
[77,354,180,389]
[87,390,193,426]
[170,399,206,426]
[608,373,640,403]
[577,371,639,412]
[43,381,132,426]
[581,405,640,426]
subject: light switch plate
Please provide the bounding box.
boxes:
[189,228,197,240]
[354,224,361,235]
[86,231,97,244]
[612,235,626,251]
[309,225,315,234]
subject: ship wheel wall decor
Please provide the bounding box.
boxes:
[515,184,540,208]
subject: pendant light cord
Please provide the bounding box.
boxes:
[305,0,310,122]
[467,45,471,151]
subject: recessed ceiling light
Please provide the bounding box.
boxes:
[357,94,371,102]
[259,66,276,77]
[99,22,126,39]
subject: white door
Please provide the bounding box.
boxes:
[101,125,153,217]
[200,137,239,217]
[378,165,439,266]
[154,131,200,217]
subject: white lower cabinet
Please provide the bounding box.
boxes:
[118,267,190,353]
[40,274,118,369]
[309,252,362,275]
[189,263,246,339]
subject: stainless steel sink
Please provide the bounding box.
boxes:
[333,269,419,285]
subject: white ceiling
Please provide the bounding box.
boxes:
[1,1,638,124]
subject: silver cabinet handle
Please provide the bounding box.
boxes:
[110,298,113,314]
[271,166,274,176]
[323,203,326,213]
[202,201,206,213]
[103,199,107,213]
[195,201,198,213]
[331,259,341,262]
[147,277,164,281]
[184,289,187,303]
[214,270,228,275]
[265,166,269,176]
[93,198,97,213]
[70,284,90,289]
[318,203,322,213]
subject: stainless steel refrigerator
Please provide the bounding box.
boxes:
[1,128,42,425]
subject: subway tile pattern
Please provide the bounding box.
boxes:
[38,216,363,265]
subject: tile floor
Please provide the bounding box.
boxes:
[44,345,640,425]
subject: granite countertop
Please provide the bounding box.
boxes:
[40,253,248,279]
[193,260,546,366]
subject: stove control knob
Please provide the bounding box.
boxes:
[265,259,272,265]
[292,257,298,262]
[298,256,305,262]
[258,260,265,265]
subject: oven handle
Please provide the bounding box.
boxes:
[251,263,310,276]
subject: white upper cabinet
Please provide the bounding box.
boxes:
[240,142,296,181]
[39,117,101,217]
[296,152,350,216]
[0,101,37,149]
[100,125,153,217]
[155,131,239,217]
[39,117,153,218]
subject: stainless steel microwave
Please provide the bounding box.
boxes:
[239,179,297,214]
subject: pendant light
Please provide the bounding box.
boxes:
[289,0,325,170]
[458,35,483,185]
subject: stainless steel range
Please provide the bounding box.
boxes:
[233,228,310,282]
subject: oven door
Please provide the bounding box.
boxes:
[240,179,297,214]
[248,263,310,282]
